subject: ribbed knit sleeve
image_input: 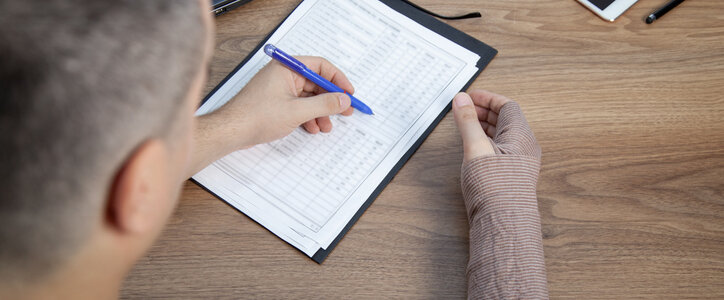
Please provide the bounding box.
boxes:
[460,102,548,299]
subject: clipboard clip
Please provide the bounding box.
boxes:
[399,0,482,20]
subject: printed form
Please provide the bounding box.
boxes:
[194,0,480,257]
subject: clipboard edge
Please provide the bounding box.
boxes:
[193,0,499,264]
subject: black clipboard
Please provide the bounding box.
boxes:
[194,0,498,263]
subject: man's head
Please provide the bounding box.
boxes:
[0,0,213,296]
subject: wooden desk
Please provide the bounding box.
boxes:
[122,0,724,298]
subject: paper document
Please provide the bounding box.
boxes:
[193,0,480,258]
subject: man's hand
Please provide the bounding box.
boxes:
[452,89,540,162]
[189,57,355,177]
[214,56,355,148]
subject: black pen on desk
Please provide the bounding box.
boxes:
[645,0,685,24]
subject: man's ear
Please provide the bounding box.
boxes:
[107,139,169,234]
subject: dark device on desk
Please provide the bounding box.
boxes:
[211,0,253,16]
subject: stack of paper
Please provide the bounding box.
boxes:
[193,0,480,259]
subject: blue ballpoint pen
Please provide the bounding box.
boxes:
[263,44,373,115]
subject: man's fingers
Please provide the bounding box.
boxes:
[296,56,355,95]
[469,89,511,114]
[452,93,495,161]
[475,106,489,122]
[485,124,497,137]
[294,92,351,123]
[302,120,320,134]
[480,121,497,138]
[475,105,501,128]
[487,110,498,126]
[317,117,333,133]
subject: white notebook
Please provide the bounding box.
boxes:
[193,0,495,262]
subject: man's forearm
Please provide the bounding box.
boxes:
[186,112,254,178]
[462,155,548,299]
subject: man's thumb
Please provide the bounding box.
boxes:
[296,92,351,121]
[452,92,495,161]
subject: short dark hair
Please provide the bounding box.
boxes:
[0,0,205,281]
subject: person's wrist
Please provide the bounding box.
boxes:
[222,108,258,151]
[197,109,255,155]
[461,155,541,221]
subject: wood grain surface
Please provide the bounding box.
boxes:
[121,0,724,298]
